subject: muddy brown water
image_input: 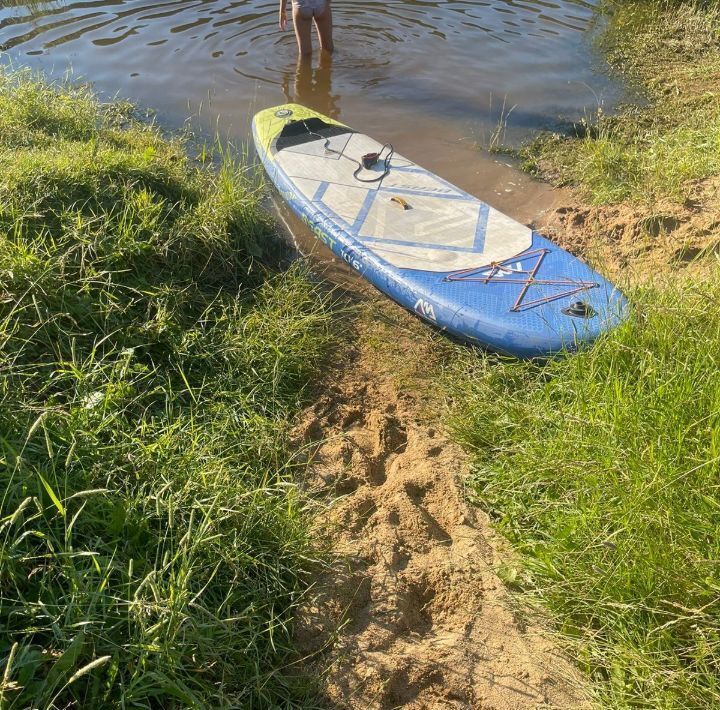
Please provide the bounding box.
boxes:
[0,0,621,280]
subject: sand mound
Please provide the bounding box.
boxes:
[293,333,586,709]
[534,177,720,281]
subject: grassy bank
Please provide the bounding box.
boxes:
[520,1,720,205]
[446,2,720,708]
[448,274,720,707]
[0,68,332,707]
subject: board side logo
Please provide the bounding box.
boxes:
[414,298,437,322]
[300,213,337,250]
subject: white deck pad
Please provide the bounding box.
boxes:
[275,131,532,272]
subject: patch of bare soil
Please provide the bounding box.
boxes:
[293,322,587,709]
[532,178,720,282]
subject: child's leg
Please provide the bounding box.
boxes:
[292,4,313,56]
[313,2,333,53]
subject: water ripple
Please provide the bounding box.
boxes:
[0,0,618,145]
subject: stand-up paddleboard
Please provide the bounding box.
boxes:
[253,104,627,357]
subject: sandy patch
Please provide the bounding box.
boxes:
[293,324,587,709]
[532,177,720,282]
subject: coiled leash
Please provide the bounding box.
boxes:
[353,144,394,183]
[301,119,394,184]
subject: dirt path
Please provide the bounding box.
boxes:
[293,308,587,709]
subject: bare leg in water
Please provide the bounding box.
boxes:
[312,2,333,53]
[280,0,333,56]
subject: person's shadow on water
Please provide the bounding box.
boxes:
[282,50,340,119]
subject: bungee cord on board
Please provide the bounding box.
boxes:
[299,119,394,183]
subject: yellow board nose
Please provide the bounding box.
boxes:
[252,103,348,161]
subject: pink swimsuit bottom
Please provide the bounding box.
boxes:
[292,0,328,14]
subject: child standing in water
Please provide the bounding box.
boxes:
[279,0,333,56]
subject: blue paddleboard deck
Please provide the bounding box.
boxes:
[253,104,627,358]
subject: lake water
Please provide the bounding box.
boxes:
[0,0,621,276]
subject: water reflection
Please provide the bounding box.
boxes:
[0,0,61,10]
[282,50,339,119]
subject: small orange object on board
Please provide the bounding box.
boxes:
[390,196,411,210]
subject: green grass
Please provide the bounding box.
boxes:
[519,2,720,204]
[0,68,334,707]
[446,269,720,708]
